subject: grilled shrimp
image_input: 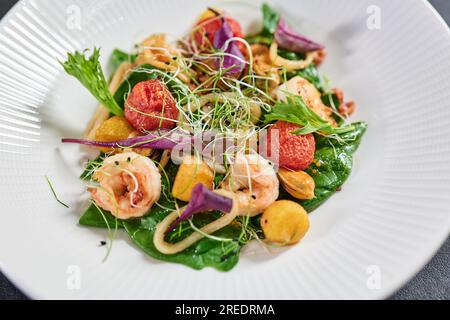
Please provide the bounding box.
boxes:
[89,152,161,219]
[221,153,279,216]
[276,76,336,125]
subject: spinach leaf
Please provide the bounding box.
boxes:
[113,64,189,109]
[246,35,273,46]
[124,214,242,271]
[279,122,367,212]
[286,64,325,92]
[123,162,245,271]
[246,3,280,45]
[261,3,280,37]
[277,48,306,61]
[321,92,340,110]
[213,173,226,188]
[109,49,137,71]
[321,92,345,125]
[80,153,106,181]
[79,203,124,229]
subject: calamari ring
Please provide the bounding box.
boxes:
[153,189,239,255]
[269,41,317,72]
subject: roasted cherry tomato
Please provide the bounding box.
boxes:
[268,121,315,171]
[125,79,178,132]
[193,14,245,52]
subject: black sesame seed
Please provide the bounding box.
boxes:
[99,241,107,246]
[220,252,233,262]
[114,161,119,166]
[127,157,131,162]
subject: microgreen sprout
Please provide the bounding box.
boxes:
[45,175,69,208]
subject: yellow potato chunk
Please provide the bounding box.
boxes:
[94,116,152,156]
[95,116,134,153]
[172,156,214,202]
[261,200,310,245]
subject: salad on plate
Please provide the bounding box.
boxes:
[60,4,367,271]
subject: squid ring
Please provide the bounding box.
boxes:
[269,41,317,72]
[153,189,239,255]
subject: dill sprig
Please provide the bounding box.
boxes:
[92,201,119,262]
[264,95,355,135]
[61,48,123,116]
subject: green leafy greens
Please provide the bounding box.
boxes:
[281,122,367,212]
[79,161,248,271]
[80,153,106,181]
[278,48,306,61]
[321,92,340,110]
[123,162,247,271]
[79,203,124,229]
[247,3,280,45]
[287,64,325,92]
[109,48,137,71]
[261,3,280,37]
[265,95,354,135]
[61,48,124,116]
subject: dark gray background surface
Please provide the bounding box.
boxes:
[0,0,449,300]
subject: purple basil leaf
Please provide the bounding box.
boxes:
[213,18,245,74]
[274,18,324,53]
[166,183,233,234]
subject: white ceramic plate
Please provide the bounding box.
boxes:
[0,0,450,300]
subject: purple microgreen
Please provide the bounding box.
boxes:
[62,130,192,150]
[166,183,233,234]
[213,18,245,74]
[274,18,324,53]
